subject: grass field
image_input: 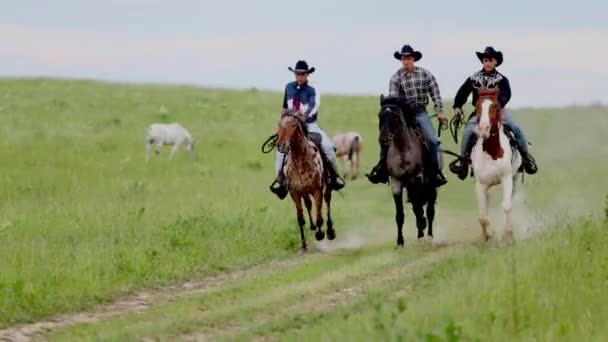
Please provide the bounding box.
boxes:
[0,78,606,340]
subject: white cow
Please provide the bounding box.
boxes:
[145,123,194,160]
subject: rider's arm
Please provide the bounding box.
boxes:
[498,77,511,108]
[453,77,473,109]
[305,87,320,120]
[427,72,444,114]
[282,87,288,110]
[388,72,401,96]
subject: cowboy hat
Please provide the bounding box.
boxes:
[288,60,315,74]
[476,46,503,66]
[393,45,422,61]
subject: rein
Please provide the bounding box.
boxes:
[261,134,278,154]
[261,111,307,154]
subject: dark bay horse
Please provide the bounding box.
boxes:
[379,96,438,246]
[276,109,335,252]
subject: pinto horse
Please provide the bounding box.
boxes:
[276,109,335,252]
[380,96,438,246]
[471,89,522,241]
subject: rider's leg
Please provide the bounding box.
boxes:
[415,112,447,187]
[461,116,477,156]
[307,122,345,191]
[269,150,288,199]
[366,119,389,184]
[452,116,477,180]
[502,110,537,174]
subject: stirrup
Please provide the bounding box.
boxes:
[435,173,448,187]
[269,180,288,200]
[366,164,388,184]
[523,155,538,175]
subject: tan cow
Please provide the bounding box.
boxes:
[332,132,363,180]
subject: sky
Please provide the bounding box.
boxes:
[1,0,607,108]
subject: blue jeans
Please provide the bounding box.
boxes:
[461,110,529,156]
[416,112,441,171]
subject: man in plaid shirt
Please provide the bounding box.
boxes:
[367,44,448,187]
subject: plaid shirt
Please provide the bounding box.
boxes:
[388,66,444,114]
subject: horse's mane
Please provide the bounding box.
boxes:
[280,108,309,136]
[380,95,419,117]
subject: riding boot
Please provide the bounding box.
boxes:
[269,169,289,200]
[521,151,538,175]
[449,136,474,180]
[456,157,470,180]
[435,170,448,187]
[320,150,345,191]
[366,141,389,184]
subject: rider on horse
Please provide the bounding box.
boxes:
[366,45,448,187]
[450,46,538,180]
[270,60,345,199]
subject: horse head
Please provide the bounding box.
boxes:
[276,109,307,154]
[379,95,417,137]
[475,89,502,140]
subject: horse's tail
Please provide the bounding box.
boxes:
[348,135,361,161]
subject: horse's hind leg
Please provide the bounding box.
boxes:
[408,185,426,240]
[303,196,316,231]
[292,193,307,252]
[352,152,360,180]
[324,189,335,240]
[476,182,492,241]
[313,190,325,241]
[392,181,405,247]
[426,187,438,239]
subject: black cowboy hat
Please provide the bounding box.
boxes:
[393,45,422,61]
[476,46,503,66]
[288,60,315,74]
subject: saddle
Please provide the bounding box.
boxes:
[308,132,323,150]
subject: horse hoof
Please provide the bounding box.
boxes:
[502,231,514,243]
[315,230,325,241]
[416,217,427,230]
[309,224,316,231]
[327,229,336,240]
[299,247,308,254]
[397,236,405,247]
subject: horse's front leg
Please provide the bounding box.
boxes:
[169,142,181,159]
[501,175,514,243]
[392,180,405,247]
[313,189,325,241]
[324,189,335,240]
[303,196,316,231]
[476,181,491,241]
[145,142,152,161]
[291,193,307,252]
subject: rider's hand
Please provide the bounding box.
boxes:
[453,107,464,120]
[437,112,448,124]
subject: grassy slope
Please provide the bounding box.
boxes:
[0,78,606,329]
[242,219,608,342]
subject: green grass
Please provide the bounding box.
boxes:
[0,78,606,329]
[240,219,608,341]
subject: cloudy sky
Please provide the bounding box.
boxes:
[1,0,606,108]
